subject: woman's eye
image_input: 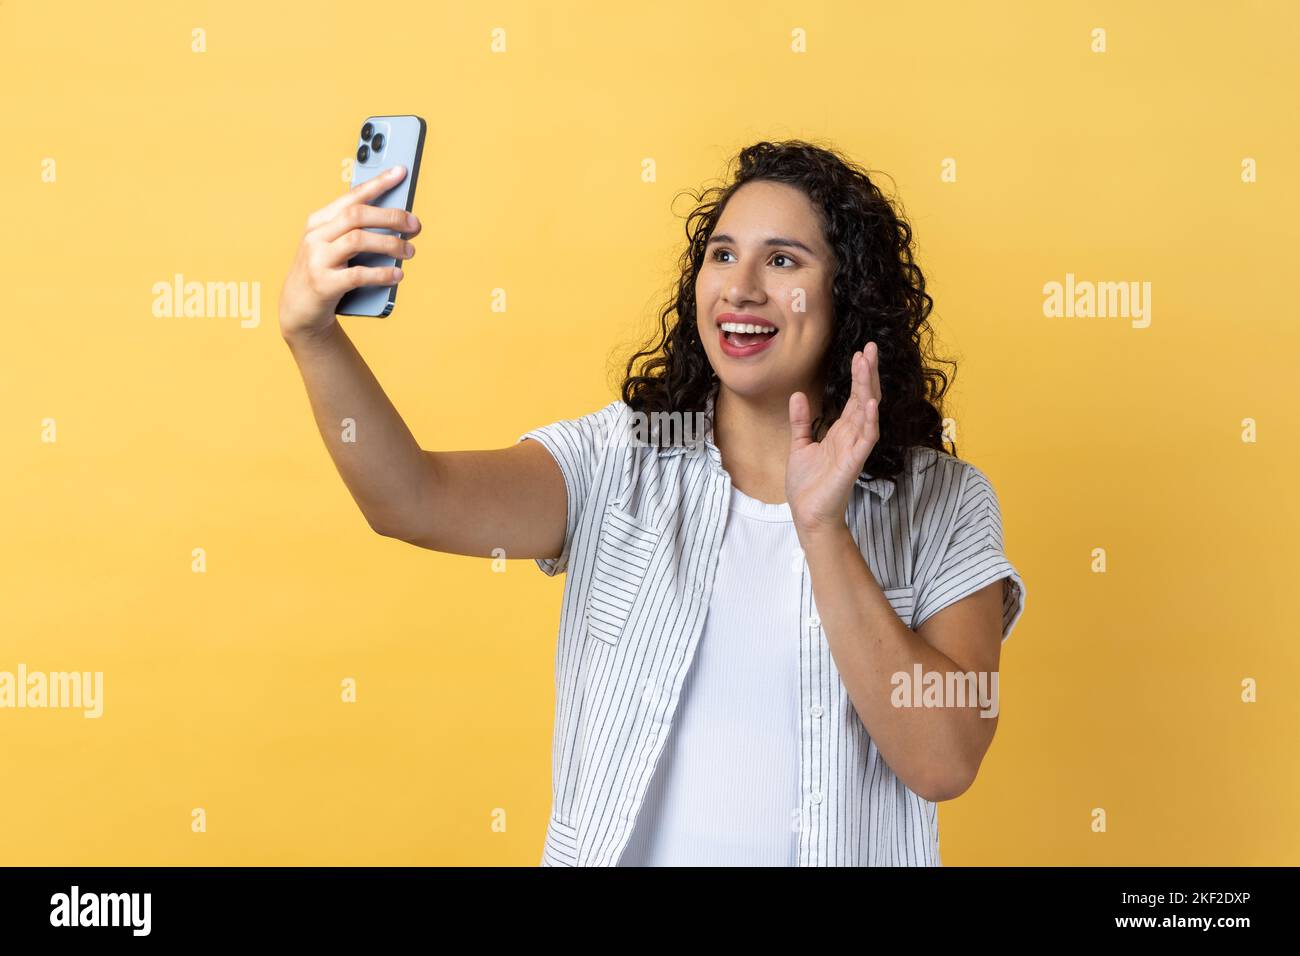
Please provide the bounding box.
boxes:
[712,249,796,267]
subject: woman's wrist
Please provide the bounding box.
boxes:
[281,316,342,353]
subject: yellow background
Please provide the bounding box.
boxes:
[2,0,1297,865]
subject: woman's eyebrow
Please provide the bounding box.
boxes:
[706,233,817,256]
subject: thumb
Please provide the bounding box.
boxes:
[789,391,813,451]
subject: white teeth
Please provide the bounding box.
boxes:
[719,322,776,334]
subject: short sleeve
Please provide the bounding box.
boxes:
[913,463,1026,642]
[516,400,625,576]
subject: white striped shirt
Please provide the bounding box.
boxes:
[518,389,1026,866]
[618,485,803,866]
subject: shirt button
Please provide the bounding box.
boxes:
[810,705,823,718]
[807,614,821,628]
[810,790,823,805]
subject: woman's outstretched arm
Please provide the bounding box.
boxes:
[278,171,567,561]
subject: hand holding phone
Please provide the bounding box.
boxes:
[278,115,426,341]
[337,115,427,317]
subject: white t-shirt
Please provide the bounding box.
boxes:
[618,484,802,866]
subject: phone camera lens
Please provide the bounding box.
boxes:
[371,133,385,151]
[361,122,374,141]
[357,144,369,163]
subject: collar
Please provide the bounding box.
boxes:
[648,387,897,502]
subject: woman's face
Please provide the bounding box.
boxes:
[695,180,837,409]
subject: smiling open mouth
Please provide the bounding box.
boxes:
[719,322,778,348]
[717,321,779,358]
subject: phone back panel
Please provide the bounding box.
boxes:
[336,114,426,317]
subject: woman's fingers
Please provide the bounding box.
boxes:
[866,341,881,405]
[317,203,420,243]
[851,344,881,445]
[789,391,814,450]
[306,165,407,231]
[321,229,414,268]
[848,350,863,407]
[320,263,406,297]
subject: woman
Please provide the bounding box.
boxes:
[279,140,1026,867]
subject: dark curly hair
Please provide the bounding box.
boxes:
[618,139,958,487]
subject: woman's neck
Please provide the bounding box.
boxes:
[712,385,822,504]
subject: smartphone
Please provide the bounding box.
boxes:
[336,114,426,317]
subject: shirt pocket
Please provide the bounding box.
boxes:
[881,584,916,630]
[583,504,662,646]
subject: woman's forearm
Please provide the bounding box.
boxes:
[799,524,994,802]
[282,322,433,536]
